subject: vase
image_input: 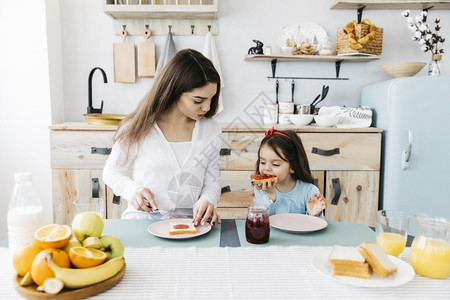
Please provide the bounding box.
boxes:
[428,54,443,76]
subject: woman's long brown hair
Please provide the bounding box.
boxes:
[255,130,314,184]
[113,49,221,165]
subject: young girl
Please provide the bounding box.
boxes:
[103,49,221,226]
[253,128,327,217]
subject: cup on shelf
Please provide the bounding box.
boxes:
[376,210,410,257]
[263,103,278,124]
[296,104,311,115]
[278,101,294,114]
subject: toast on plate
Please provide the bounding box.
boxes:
[168,222,197,235]
[328,245,371,279]
[358,241,397,277]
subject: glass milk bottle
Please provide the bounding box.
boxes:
[7,172,44,255]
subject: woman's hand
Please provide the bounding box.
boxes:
[193,200,221,226]
[307,193,327,217]
[254,180,277,202]
[131,187,158,212]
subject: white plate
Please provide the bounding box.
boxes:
[275,22,327,48]
[269,213,328,233]
[147,219,211,240]
[312,251,415,287]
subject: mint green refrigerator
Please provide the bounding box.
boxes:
[361,77,450,235]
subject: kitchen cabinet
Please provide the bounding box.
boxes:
[219,124,381,226]
[49,123,381,226]
[103,0,219,36]
[103,0,218,20]
[50,123,118,224]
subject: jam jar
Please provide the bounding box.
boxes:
[245,205,270,244]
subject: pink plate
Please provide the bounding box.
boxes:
[269,213,327,233]
[147,219,211,239]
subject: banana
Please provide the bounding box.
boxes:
[83,236,102,249]
[46,253,124,289]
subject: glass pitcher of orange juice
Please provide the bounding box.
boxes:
[410,213,450,279]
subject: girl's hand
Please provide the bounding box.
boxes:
[193,200,221,227]
[254,180,277,202]
[307,193,327,217]
[131,187,157,212]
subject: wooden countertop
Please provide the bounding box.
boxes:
[49,122,382,133]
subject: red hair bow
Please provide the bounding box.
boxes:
[265,127,292,140]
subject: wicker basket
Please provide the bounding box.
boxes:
[336,24,383,55]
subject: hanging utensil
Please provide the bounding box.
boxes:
[314,85,330,106]
[310,85,330,115]
[310,94,320,106]
[291,80,295,102]
[275,80,279,104]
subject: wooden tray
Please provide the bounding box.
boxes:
[13,264,126,300]
[83,113,127,126]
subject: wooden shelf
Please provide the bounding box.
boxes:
[245,54,380,63]
[245,54,380,80]
[103,1,218,19]
[330,1,450,10]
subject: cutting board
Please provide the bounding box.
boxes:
[113,29,136,83]
[13,264,126,300]
[138,27,156,78]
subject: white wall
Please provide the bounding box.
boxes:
[1,0,449,239]
[60,0,449,123]
[0,1,57,239]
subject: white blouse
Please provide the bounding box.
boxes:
[103,118,222,219]
[169,141,191,167]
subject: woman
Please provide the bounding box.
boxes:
[103,49,222,226]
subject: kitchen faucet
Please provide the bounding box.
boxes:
[87,67,107,114]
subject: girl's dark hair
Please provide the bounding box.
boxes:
[114,49,221,164]
[255,130,314,184]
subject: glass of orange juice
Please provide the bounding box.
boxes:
[376,210,409,257]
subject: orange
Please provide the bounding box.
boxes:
[31,248,70,286]
[69,247,106,268]
[12,240,42,276]
[34,224,72,249]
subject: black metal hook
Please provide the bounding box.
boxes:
[191,25,195,35]
[357,5,366,24]
[208,25,211,32]
[168,25,172,33]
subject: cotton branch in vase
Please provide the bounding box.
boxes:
[402,10,445,55]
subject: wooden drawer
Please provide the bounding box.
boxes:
[300,133,381,171]
[220,132,260,170]
[50,131,115,169]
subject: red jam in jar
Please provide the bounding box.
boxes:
[245,205,270,244]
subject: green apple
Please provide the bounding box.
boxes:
[63,239,82,255]
[72,212,104,242]
[99,235,124,261]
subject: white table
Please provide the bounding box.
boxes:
[1,246,449,299]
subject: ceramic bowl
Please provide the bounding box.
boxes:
[314,115,340,127]
[289,114,313,126]
[280,46,295,55]
[379,62,426,78]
